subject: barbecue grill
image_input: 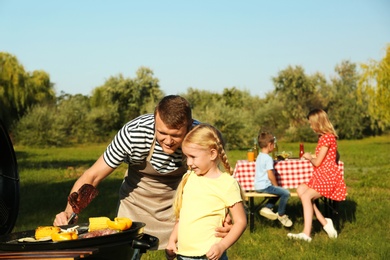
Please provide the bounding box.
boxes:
[0,120,158,259]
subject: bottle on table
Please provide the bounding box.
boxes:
[252,138,258,160]
[247,149,255,162]
[299,143,304,158]
[273,136,279,160]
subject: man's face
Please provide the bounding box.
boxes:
[155,112,188,154]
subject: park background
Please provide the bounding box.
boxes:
[1,44,390,149]
[1,1,389,258]
[2,47,390,258]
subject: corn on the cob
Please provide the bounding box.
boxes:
[88,216,110,231]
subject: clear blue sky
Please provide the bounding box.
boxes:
[1,0,389,97]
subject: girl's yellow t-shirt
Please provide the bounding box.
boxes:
[177,172,242,257]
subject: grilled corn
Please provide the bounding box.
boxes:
[88,216,110,231]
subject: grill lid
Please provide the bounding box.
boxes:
[0,119,19,235]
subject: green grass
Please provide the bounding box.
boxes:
[11,136,390,259]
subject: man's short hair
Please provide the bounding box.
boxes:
[154,95,192,130]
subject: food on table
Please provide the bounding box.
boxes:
[35,226,61,240]
[277,151,292,160]
[280,151,291,159]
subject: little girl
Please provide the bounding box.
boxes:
[288,109,347,242]
[166,124,247,260]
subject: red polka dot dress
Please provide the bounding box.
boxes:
[307,134,347,201]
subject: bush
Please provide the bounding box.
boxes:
[14,105,69,146]
[282,125,317,143]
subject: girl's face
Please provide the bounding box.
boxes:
[182,142,217,176]
[308,116,318,133]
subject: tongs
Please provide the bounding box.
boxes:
[67,184,99,224]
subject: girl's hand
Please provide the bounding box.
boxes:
[206,244,224,260]
[165,244,177,260]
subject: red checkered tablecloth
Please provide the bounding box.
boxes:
[233,159,344,190]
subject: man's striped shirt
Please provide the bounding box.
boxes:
[103,114,186,173]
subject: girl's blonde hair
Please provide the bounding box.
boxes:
[307,109,338,138]
[172,124,237,219]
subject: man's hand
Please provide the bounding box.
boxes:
[215,214,232,238]
[53,211,77,226]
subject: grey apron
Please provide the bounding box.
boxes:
[117,137,186,249]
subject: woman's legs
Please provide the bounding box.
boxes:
[313,202,326,226]
[290,184,336,241]
[297,184,321,237]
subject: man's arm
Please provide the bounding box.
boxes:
[53,155,114,226]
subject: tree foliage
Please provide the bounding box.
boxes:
[90,67,163,129]
[328,61,368,139]
[358,44,390,133]
[183,87,263,149]
[6,45,390,147]
[0,52,56,130]
[271,65,328,141]
[272,66,327,128]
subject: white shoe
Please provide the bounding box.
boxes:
[278,214,293,227]
[323,218,338,238]
[260,207,278,220]
[287,232,312,242]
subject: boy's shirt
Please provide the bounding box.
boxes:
[254,152,273,190]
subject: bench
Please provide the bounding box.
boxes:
[243,191,298,232]
[243,191,341,232]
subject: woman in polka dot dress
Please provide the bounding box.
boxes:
[287,109,347,242]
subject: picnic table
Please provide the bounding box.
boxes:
[233,159,344,232]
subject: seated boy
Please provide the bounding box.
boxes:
[254,132,293,227]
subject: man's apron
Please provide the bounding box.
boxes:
[117,138,186,249]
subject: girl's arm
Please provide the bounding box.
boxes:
[303,145,329,167]
[166,220,179,259]
[206,202,247,259]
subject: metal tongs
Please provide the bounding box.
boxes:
[67,184,99,224]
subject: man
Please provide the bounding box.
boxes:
[54,95,230,250]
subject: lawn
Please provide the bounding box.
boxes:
[9,135,390,259]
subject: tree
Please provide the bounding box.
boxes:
[0,52,55,130]
[90,67,163,130]
[358,44,390,133]
[252,92,295,141]
[184,87,261,149]
[328,60,367,139]
[0,53,26,129]
[272,65,327,141]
